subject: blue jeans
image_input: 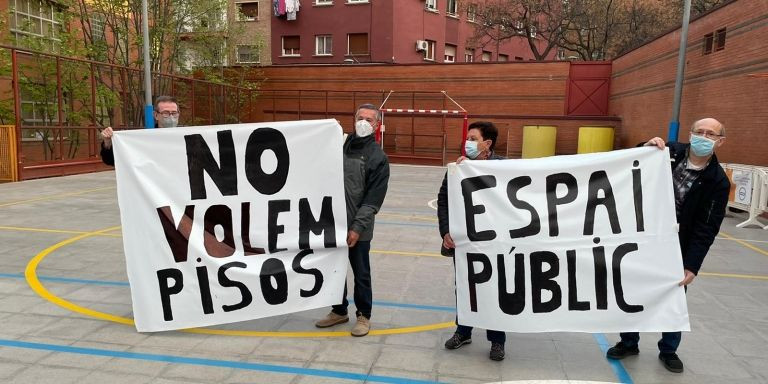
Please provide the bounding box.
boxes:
[332,241,372,319]
[619,331,681,354]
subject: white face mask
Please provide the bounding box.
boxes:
[355,120,374,137]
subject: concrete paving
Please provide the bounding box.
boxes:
[0,165,766,384]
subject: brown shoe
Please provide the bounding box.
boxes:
[351,315,370,337]
[315,312,349,328]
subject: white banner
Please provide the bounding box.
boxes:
[448,147,690,333]
[114,119,348,332]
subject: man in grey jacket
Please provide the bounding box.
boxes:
[315,104,390,337]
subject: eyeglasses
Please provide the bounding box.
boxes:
[157,111,179,118]
[691,129,723,140]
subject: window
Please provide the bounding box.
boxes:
[467,4,477,22]
[90,14,106,41]
[347,0,368,3]
[315,35,332,55]
[703,32,714,55]
[481,51,491,62]
[498,54,508,62]
[446,0,457,15]
[315,0,332,4]
[529,26,537,38]
[282,35,300,56]
[464,49,474,62]
[9,0,64,52]
[347,33,368,55]
[236,45,260,63]
[715,28,726,51]
[424,40,436,61]
[444,44,456,63]
[515,56,523,60]
[236,1,259,21]
[425,0,437,11]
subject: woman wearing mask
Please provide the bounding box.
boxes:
[436,121,507,361]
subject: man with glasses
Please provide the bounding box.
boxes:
[606,117,730,373]
[100,96,180,166]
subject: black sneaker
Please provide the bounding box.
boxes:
[659,353,684,373]
[489,342,505,361]
[444,333,472,349]
[606,342,639,359]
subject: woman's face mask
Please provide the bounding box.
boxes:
[464,140,480,159]
[689,134,716,157]
[355,119,374,137]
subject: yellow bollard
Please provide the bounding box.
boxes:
[577,126,614,154]
[522,125,557,158]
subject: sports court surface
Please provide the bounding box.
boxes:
[0,164,766,383]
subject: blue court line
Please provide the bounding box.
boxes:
[0,272,456,312]
[593,333,634,384]
[0,272,129,287]
[0,338,444,384]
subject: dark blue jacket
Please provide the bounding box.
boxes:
[667,142,730,275]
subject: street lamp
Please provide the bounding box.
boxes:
[668,0,692,141]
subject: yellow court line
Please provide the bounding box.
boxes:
[0,186,116,208]
[378,213,438,222]
[719,231,768,257]
[25,227,453,337]
[0,225,122,237]
[699,272,768,281]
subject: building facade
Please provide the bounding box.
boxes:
[610,0,768,165]
[269,0,547,65]
[230,0,272,66]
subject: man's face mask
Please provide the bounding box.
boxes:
[355,119,374,137]
[464,140,480,159]
[689,134,716,156]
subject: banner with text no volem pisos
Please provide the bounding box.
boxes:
[114,119,348,332]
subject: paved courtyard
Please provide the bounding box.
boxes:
[0,165,767,383]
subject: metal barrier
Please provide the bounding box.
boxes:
[721,163,767,229]
[0,125,19,182]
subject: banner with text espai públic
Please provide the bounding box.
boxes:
[448,147,690,333]
[114,119,348,332]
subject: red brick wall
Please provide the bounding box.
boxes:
[250,62,621,164]
[610,0,768,165]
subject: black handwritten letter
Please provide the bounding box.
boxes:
[185,130,238,200]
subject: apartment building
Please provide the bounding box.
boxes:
[268,0,546,65]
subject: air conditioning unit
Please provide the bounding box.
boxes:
[416,40,429,51]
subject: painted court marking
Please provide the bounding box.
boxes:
[0,338,443,384]
[24,226,453,337]
[0,186,115,208]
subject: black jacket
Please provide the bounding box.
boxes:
[344,133,390,242]
[437,152,505,255]
[667,142,730,275]
[100,143,114,166]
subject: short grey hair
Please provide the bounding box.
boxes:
[154,95,178,110]
[355,103,381,122]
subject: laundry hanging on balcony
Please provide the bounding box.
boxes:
[273,0,301,20]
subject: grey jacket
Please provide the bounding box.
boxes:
[343,133,390,242]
